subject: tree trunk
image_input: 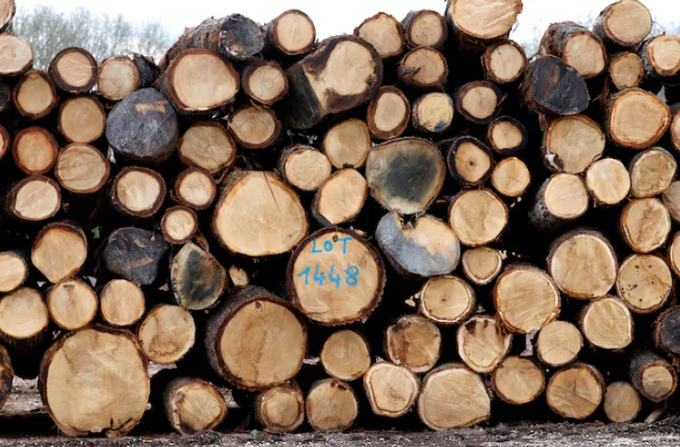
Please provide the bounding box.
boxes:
[205,286,307,390]
[100,279,145,327]
[546,364,604,420]
[521,55,589,116]
[170,242,226,311]
[455,81,502,124]
[487,116,528,155]
[580,296,633,350]
[460,247,503,286]
[448,189,508,247]
[609,52,644,90]
[285,36,382,129]
[48,47,97,94]
[629,148,677,198]
[605,88,670,149]
[12,127,58,175]
[402,10,447,50]
[320,330,371,381]
[411,92,454,134]
[629,350,678,402]
[264,10,315,57]
[529,174,589,231]
[376,212,460,278]
[138,304,196,364]
[54,144,110,195]
[227,105,281,149]
[363,362,419,417]
[161,206,198,245]
[47,279,98,331]
[491,157,531,198]
[278,145,332,192]
[417,364,490,430]
[178,122,236,174]
[539,22,607,79]
[39,326,150,437]
[398,47,447,89]
[543,115,605,174]
[536,320,583,367]
[604,382,641,423]
[482,40,526,84]
[13,70,57,119]
[355,12,404,59]
[305,379,358,432]
[457,315,512,373]
[111,166,166,218]
[159,376,227,435]
[367,86,410,140]
[620,198,671,253]
[242,60,288,106]
[366,137,446,215]
[386,314,441,373]
[322,119,372,169]
[616,254,672,314]
[173,167,217,211]
[58,96,106,144]
[445,136,495,187]
[255,384,305,433]
[311,168,367,226]
[212,171,308,257]
[7,176,61,222]
[585,158,630,206]
[491,356,545,405]
[593,0,651,49]
[287,228,385,326]
[418,275,475,324]
[32,221,88,284]
[102,227,168,285]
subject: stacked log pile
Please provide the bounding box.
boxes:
[0,0,679,437]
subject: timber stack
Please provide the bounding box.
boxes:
[0,0,678,437]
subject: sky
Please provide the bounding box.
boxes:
[15,0,680,46]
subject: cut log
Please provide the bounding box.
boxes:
[455,81,502,125]
[0,124,8,160]
[585,158,630,206]
[461,247,503,286]
[402,10,447,50]
[494,265,561,334]
[0,0,13,32]
[39,326,150,437]
[606,88,670,149]
[98,56,146,102]
[256,384,305,434]
[629,350,678,402]
[12,127,58,176]
[265,10,315,56]
[174,167,216,211]
[212,171,308,257]
[178,122,236,174]
[323,119,371,169]
[306,379,358,432]
[604,382,641,423]
[546,364,604,420]
[445,136,495,187]
[398,47,447,89]
[312,169,367,226]
[483,40,527,84]
[449,189,508,247]
[672,107,680,152]
[529,174,589,230]
[364,362,419,418]
[287,228,385,325]
[0,252,27,293]
[548,230,618,299]
[229,266,249,288]
[285,36,382,129]
[640,35,680,79]
[227,105,281,149]
[242,60,288,106]
[386,314,441,373]
[491,157,531,198]
[100,279,145,327]
[539,22,607,79]
[279,145,332,192]
[536,320,583,367]
[609,52,644,90]
[170,242,226,311]
[376,213,460,278]
[663,182,680,222]
[48,47,97,94]
[320,330,371,381]
[581,296,633,350]
[620,198,671,253]
[32,221,87,284]
[106,88,179,166]
[446,0,522,43]
[102,228,167,285]
[457,315,512,373]
[543,115,605,174]
[366,138,446,215]
[629,148,677,198]
[54,144,110,194]
[0,288,49,350]
[0,344,12,412]
[160,377,226,435]
[161,206,198,244]
[418,275,476,324]
[111,166,166,218]
[47,279,98,331]
[138,304,196,364]
[487,116,528,155]
[417,364,490,430]
[654,306,680,356]
[593,0,652,48]
[671,232,680,279]
[616,254,672,314]
[0,34,32,76]
[8,176,61,222]
[205,286,306,390]
[491,356,545,405]
[161,49,239,115]
[521,55,589,116]
[367,86,410,140]
[355,13,404,59]
[13,70,57,119]
[58,96,106,144]
[0,81,10,113]
[412,92,454,134]
[160,14,264,65]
